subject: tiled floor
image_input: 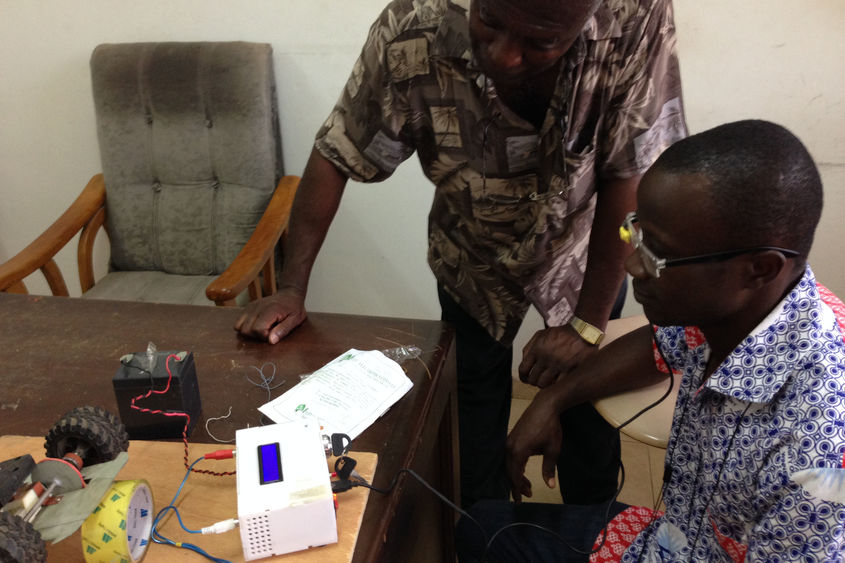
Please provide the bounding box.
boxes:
[510,379,666,510]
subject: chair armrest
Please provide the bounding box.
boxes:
[206,175,300,305]
[0,174,106,293]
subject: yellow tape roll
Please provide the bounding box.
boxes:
[81,479,153,563]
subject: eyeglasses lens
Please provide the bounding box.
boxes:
[622,214,661,278]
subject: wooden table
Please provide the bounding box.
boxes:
[0,293,458,563]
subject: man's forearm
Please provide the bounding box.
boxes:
[279,147,349,293]
[544,325,667,412]
[574,175,640,329]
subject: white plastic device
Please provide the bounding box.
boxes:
[235,421,337,560]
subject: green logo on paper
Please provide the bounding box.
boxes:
[295,403,309,414]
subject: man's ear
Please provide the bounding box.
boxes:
[744,250,789,289]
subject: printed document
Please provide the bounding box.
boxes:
[258,349,413,440]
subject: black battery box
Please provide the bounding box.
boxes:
[112,350,202,439]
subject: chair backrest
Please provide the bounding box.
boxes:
[90,42,283,276]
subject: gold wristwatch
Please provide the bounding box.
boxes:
[569,316,605,346]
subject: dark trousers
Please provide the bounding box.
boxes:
[440,283,625,508]
[456,499,629,563]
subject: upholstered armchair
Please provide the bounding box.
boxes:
[0,42,298,306]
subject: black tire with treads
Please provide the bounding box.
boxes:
[61,406,129,452]
[0,510,46,563]
[44,412,123,467]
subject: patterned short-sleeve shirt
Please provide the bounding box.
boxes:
[316,0,686,343]
[620,266,845,561]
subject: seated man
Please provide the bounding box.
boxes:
[455,119,845,562]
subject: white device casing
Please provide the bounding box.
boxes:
[235,421,337,560]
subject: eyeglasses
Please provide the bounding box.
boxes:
[619,211,800,278]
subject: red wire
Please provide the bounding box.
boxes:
[130,354,235,476]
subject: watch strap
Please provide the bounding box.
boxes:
[569,316,605,346]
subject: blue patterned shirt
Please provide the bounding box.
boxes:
[624,266,845,561]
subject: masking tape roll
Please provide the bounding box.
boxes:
[81,479,153,563]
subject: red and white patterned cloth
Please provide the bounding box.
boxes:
[590,506,661,562]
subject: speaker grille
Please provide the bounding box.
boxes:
[243,513,273,558]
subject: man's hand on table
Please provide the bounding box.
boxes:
[519,325,598,388]
[506,386,564,503]
[234,285,307,344]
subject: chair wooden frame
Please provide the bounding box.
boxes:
[0,173,298,306]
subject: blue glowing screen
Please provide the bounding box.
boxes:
[258,442,283,485]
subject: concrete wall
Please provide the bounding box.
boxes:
[1,1,842,368]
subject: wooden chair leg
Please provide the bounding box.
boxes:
[78,206,106,292]
[41,260,69,297]
[261,254,276,297]
[248,278,261,302]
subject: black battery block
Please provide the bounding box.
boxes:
[112,350,202,439]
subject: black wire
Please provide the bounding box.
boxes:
[352,330,677,562]
[632,331,680,563]
[351,467,487,546]
[632,330,754,562]
[120,356,159,390]
[483,522,579,561]
[476,462,628,561]
[479,330,675,561]
[353,468,475,519]
[352,457,631,561]
[615,359,675,433]
[549,330,676,562]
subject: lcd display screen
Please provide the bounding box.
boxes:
[257,442,283,485]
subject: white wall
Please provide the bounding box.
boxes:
[1,1,843,370]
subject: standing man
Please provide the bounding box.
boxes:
[236,0,686,507]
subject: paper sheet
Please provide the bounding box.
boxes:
[258,349,413,440]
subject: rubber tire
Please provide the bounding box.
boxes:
[44,412,123,467]
[0,511,46,563]
[61,406,129,452]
